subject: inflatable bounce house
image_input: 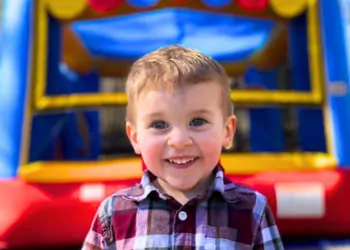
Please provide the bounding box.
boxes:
[1,0,350,248]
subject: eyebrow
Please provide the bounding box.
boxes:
[142,109,214,121]
[142,111,164,120]
[190,109,214,116]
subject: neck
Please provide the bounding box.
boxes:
[154,173,214,205]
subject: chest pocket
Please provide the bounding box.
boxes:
[196,225,252,250]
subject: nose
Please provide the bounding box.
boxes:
[167,127,193,149]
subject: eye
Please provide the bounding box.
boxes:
[189,118,208,127]
[150,121,169,129]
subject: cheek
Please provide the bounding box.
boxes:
[138,133,165,160]
[194,129,224,156]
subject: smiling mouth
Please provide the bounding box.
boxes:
[165,157,199,165]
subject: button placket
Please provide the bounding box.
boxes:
[171,208,188,249]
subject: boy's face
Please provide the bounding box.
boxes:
[126,82,236,194]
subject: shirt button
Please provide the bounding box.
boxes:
[178,211,187,221]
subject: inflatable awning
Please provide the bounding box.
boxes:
[71,8,276,62]
[48,0,311,20]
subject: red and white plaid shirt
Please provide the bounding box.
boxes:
[82,165,284,249]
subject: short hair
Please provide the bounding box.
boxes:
[125,45,233,123]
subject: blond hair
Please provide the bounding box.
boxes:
[125,45,233,123]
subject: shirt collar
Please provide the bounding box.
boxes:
[124,164,238,203]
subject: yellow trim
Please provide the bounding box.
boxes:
[19,2,36,165]
[18,153,337,183]
[230,90,320,105]
[35,91,321,110]
[19,158,144,183]
[307,0,323,104]
[36,93,128,110]
[323,106,334,155]
[34,0,48,110]
[20,85,32,164]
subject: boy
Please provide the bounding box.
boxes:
[82,45,284,249]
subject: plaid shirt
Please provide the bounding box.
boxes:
[82,165,284,249]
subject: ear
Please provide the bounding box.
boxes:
[126,121,141,155]
[222,115,237,150]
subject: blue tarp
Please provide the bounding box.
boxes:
[72,8,276,62]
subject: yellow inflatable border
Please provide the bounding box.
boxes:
[19,153,336,183]
[18,0,335,183]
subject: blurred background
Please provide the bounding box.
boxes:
[1,0,350,249]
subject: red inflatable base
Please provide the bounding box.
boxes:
[0,179,139,249]
[0,168,349,248]
[231,168,350,237]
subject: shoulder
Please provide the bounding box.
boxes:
[96,183,144,219]
[222,176,268,216]
[84,184,145,247]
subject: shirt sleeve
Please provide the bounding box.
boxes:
[253,203,284,250]
[82,201,116,250]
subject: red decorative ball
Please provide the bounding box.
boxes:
[88,0,124,13]
[237,0,268,12]
[172,0,190,3]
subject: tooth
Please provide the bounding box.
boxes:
[169,158,195,164]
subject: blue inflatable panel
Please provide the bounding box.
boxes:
[72,8,275,62]
[320,0,350,166]
[0,0,32,178]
